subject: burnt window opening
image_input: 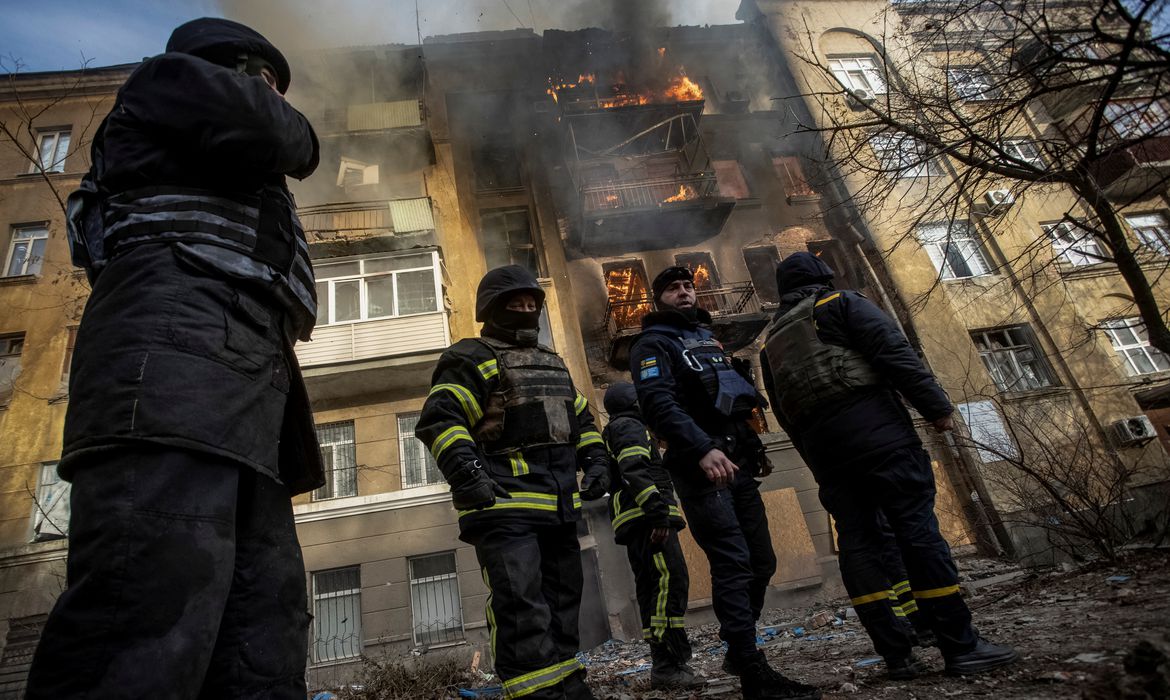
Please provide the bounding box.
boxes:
[713,160,751,199]
[771,156,819,203]
[674,252,721,291]
[806,239,859,291]
[743,246,780,305]
[482,209,539,276]
[602,260,652,331]
[473,143,522,191]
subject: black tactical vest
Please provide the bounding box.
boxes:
[763,293,883,422]
[471,336,578,455]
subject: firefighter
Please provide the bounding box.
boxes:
[601,382,699,690]
[629,266,821,700]
[416,265,610,700]
[759,252,1018,678]
[27,18,322,699]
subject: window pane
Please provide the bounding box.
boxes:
[38,135,56,170]
[27,238,46,276]
[52,132,71,172]
[400,412,441,487]
[410,553,462,646]
[315,281,330,322]
[313,568,361,662]
[314,422,356,500]
[6,241,28,277]
[366,275,395,318]
[316,261,361,279]
[334,280,361,322]
[396,269,438,315]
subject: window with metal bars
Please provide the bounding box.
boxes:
[398,412,442,488]
[314,421,357,500]
[311,567,361,663]
[971,326,1058,393]
[409,552,464,646]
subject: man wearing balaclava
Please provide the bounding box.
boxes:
[759,252,1018,679]
[416,265,609,700]
[27,18,322,699]
[628,266,821,700]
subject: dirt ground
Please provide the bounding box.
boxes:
[581,549,1170,700]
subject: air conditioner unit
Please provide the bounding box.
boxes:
[847,88,876,109]
[983,189,1015,215]
[1111,415,1156,447]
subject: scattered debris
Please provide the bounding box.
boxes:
[838,681,859,693]
[810,610,836,628]
[1106,575,1132,584]
[1069,652,1109,664]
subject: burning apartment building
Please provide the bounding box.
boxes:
[0,0,1165,695]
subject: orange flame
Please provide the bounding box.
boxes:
[545,67,702,107]
[664,73,703,102]
[662,184,698,203]
[605,267,652,329]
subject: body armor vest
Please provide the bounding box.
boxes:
[642,323,761,417]
[763,293,883,422]
[67,178,317,337]
[472,336,578,455]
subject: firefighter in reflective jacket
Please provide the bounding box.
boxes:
[416,265,609,700]
[601,382,699,690]
[759,252,1018,679]
[629,266,821,700]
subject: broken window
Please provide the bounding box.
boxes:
[771,156,818,202]
[336,157,379,188]
[313,421,357,501]
[0,334,24,408]
[398,412,442,488]
[674,252,721,291]
[32,129,70,174]
[971,326,1058,393]
[5,225,48,277]
[742,246,780,305]
[33,462,69,541]
[481,209,539,275]
[409,552,464,646]
[603,260,652,331]
[311,567,362,663]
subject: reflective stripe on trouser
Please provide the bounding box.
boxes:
[472,521,585,699]
[816,445,977,658]
[625,529,690,652]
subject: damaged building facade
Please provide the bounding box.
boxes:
[0,0,1166,693]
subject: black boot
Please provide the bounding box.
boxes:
[650,641,703,690]
[737,652,821,700]
[561,669,596,699]
[885,653,930,680]
[944,637,1019,676]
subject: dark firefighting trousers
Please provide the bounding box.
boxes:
[815,445,978,660]
[26,446,309,699]
[876,513,934,641]
[625,526,691,663]
[469,521,591,700]
[678,468,777,662]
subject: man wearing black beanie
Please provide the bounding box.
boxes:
[629,266,820,700]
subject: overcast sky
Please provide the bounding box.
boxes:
[1,0,745,73]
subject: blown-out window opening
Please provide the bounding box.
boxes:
[972,326,1058,393]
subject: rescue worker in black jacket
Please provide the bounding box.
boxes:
[416,265,610,700]
[27,18,322,699]
[601,382,699,690]
[759,252,1018,678]
[629,266,821,700]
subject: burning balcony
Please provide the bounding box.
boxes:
[600,281,769,370]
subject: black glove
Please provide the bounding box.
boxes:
[579,459,610,501]
[640,492,671,529]
[447,460,509,511]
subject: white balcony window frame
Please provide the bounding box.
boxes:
[1101,318,1170,376]
[1126,212,1170,256]
[869,132,941,178]
[917,222,993,280]
[310,567,362,663]
[5,225,48,277]
[31,129,70,174]
[398,412,443,489]
[827,56,887,94]
[408,552,465,646]
[1044,221,1107,267]
[314,250,442,327]
[947,67,1001,101]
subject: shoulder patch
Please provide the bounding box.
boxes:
[639,365,661,379]
[640,356,658,368]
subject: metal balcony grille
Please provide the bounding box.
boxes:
[582,173,718,213]
[601,281,759,336]
[311,567,362,663]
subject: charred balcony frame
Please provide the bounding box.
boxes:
[600,281,767,369]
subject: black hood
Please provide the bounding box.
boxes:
[775,252,835,295]
[167,18,292,94]
[604,382,640,417]
[475,265,545,322]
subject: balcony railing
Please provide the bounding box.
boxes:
[582,173,718,214]
[299,197,435,242]
[601,281,760,337]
